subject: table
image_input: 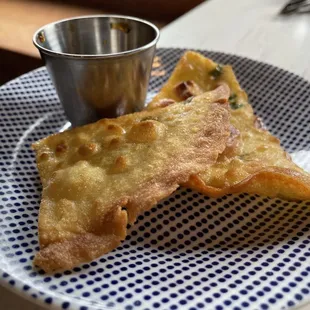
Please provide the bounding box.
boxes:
[1,0,310,309]
[159,0,310,81]
[0,0,168,84]
[0,0,167,59]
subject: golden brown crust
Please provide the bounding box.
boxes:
[147,83,231,111]
[148,51,310,201]
[174,80,203,100]
[33,90,231,272]
[34,233,122,272]
[186,167,310,200]
[34,202,128,271]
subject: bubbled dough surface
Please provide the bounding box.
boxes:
[149,51,310,201]
[33,91,231,272]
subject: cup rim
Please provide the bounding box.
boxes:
[33,14,160,59]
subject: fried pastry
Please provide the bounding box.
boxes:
[148,51,310,201]
[33,89,230,272]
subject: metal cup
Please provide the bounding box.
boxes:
[33,15,160,126]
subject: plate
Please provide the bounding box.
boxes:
[1,48,310,310]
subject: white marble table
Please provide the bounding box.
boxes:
[2,0,310,309]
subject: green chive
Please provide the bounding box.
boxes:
[209,64,223,78]
[229,93,243,109]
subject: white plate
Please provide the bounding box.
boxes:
[0,48,310,310]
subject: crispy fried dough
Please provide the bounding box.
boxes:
[33,91,230,272]
[148,51,310,201]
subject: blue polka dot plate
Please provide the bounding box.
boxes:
[0,48,310,310]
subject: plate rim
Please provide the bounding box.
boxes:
[1,47,310,310]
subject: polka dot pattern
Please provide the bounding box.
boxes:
[0,48,310,310]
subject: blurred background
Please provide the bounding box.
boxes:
[0,0,204,85]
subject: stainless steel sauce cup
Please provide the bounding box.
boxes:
[33,15,160,126]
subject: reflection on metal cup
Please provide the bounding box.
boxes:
[33,15,159,127]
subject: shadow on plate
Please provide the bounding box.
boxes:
[125,187,310,253]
